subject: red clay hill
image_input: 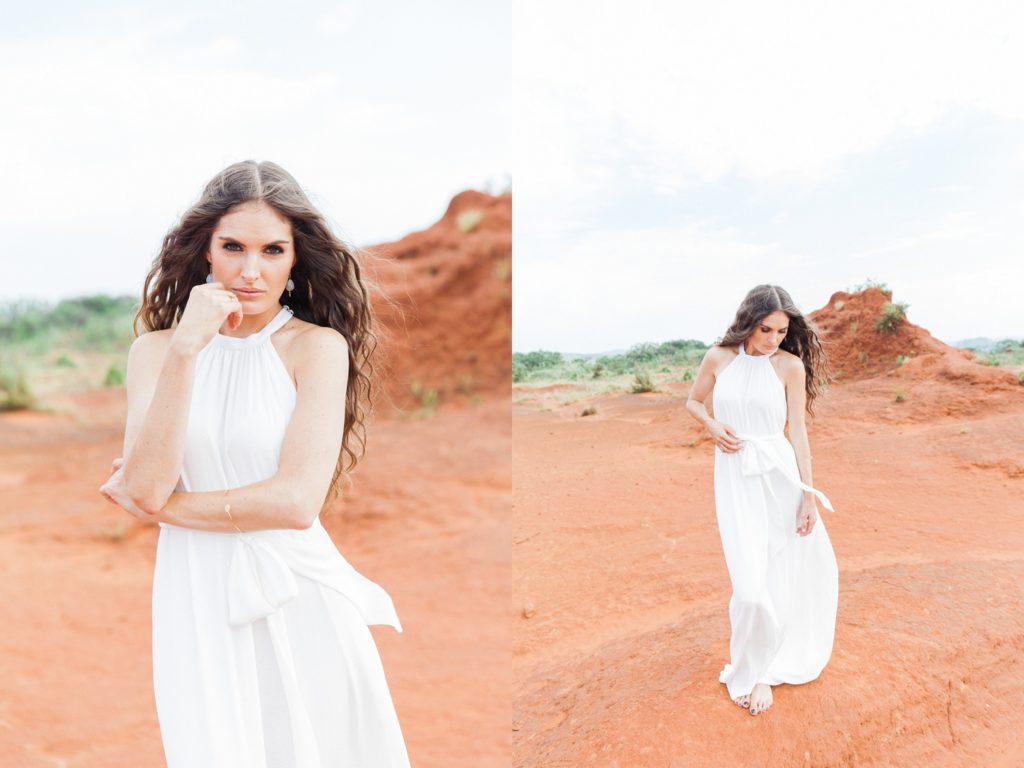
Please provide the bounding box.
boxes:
[364,190,511,415]
[810,286,1019,394]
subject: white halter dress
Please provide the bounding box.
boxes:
[151,305,411,767]
[711,342,839,699]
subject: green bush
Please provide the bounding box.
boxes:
[631,372,655,393]
[848,278,891,296]
[56,353,77,368]
[683,369,694,381]
[1,362,35,410]
[104,365,125,387]
[875,302,909,334]
[512,359,526,383]
[513,350,563,371]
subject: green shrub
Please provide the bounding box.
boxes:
[875,302,909,334]
[896,354,908,365]
[512,360,526,383]
[513,350,563,371]
[56,353,76,368]
[0,362,35,411]
[104,365,125,387]
[848,278,891,296]
[631,372,655,393]
[682,369,694,381]
[591,362,604,379]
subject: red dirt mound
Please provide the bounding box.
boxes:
[810,287,949,380]
[810,287,1019,391]
[367,190,511,414]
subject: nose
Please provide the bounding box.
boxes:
[240,252,261,280]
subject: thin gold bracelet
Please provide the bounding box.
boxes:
[224,489,243,533]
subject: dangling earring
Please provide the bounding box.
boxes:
[206,272,213,284]
[286,277,294,298]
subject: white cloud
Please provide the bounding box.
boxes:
[512,0,1024,349]
[516,0,1024,200]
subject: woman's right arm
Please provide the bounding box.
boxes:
[685,346,741,453]
[121,332,199,515]
[122,283,243,515]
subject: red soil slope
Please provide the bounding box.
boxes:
[368,190,511,414]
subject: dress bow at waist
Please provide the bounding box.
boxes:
[227,535,300,626]
[734,431,835,513]
[224,527,403,632]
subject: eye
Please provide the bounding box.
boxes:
[266,245,284,254]
[223,241,242,251]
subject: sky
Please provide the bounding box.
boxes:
[1,0,511,304]
[513,0,1024,351]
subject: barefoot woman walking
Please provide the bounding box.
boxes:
[100,160,410,766]
[686,284,838,717]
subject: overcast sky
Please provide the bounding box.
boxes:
[2,0,510,304]
[513,0,1024,351]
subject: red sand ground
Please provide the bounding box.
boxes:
[513,290,1024,767]
[0,191,510,768]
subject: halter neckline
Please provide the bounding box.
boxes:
[213,305,293,349]
[739,341,776,359]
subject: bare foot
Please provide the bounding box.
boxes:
[749,683,773,715]
[732,692,750,709]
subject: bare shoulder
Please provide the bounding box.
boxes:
[127,327,174,361]
[292,321,349,354]
[703,343,738,372]
[775,348,805,372]
[704,343,736,363]
[273,318,350,386]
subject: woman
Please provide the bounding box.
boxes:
[685,284,839,717]
[99,160,411,766]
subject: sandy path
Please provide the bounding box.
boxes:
[0,389,509,768]
[513,377,1024,767]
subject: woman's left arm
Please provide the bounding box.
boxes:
[784,358,814,489]
[152,327,349,532]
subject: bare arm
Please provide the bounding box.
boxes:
[154,326,350,532]
[121,283,245,514]
[684,347,718,429]
[783,357,815,499]
[685,346,741,452]
[122,334,197,515]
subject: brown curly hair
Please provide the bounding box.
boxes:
[135,160,384,502]
[717,284,830,415]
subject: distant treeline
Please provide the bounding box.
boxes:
[0,295,138,352]
[513,339,708,383]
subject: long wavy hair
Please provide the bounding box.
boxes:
[717,284,830,415]
[135,160,383,503]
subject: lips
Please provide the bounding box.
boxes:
[232,288,265,296]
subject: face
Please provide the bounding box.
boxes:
[747,310,788,354]
[207,200,296,314]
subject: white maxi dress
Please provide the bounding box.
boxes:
[711,342,839,699]
[151,305,411,767]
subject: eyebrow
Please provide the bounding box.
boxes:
[217,236,291,245]
[761,324,788,330]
